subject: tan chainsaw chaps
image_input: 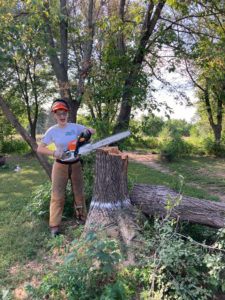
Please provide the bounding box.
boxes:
[50,161,87,227]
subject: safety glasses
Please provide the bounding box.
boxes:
[55,111,68,117]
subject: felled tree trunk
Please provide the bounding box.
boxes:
[84,147,140,262]
[130,184,225,229]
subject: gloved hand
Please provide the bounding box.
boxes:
[53,148,64,159]
[79,129,92,142]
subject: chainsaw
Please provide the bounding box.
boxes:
[60,130,131,162]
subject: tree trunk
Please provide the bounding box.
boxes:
[114,1,166,132]
[84,147,141,263]
[130,184,225,228]
[0,95,52,179]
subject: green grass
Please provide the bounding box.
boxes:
[0,153,224,293]
[128,161,219,201]
[162,157,225,196]
[0,155,49,288]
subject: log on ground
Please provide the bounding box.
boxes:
[130,184,225,228]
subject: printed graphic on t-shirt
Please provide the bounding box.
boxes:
[65,130,76,136]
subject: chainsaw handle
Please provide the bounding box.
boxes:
[76,129,92,151]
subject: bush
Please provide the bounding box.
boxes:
[160,136,191,162]
[27,218,225,300]
[27,181,74,219]
[27,155,95,218]
[164,119,192,137]
[184,136,206,156]
[141,115,164,137]
[202,137,225,157]
[82,154,95,208]
[1,139,30,154]
[27,233,127,300]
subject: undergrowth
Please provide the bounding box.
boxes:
[25,217,225,300]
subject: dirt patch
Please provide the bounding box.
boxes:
[124,151,171,174]
[125,151,225,202]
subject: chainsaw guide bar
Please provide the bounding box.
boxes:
[61,130,131,162]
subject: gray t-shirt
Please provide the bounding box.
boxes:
[42,123,86,151]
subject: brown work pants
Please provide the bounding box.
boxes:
[50,160,87,227]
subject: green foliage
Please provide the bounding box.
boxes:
[202,137,225,158]
[27,218,225,300]
[27,181,75,220]
[159,130,191,162]
[134,218,212,300]
[1,139,30,154]
[27,233,125,300]
[82,154,95,208]
[27,155,95,218]
[120,119,160,151]
[184,136,206,156]
[164,119,192,137]
[0,112,16,146]
[141,115,165,137]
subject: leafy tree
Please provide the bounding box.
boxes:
[164,119,192,137]
[141,115,165,137]
[0,1,54,140]
[180,1,225,145]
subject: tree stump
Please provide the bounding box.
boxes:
[84,147,140,262]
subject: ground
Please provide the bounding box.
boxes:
[2,152,225,299]
[125,151,225,202]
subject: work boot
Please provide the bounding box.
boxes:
[50,226,60,237]
[74,205,87,225]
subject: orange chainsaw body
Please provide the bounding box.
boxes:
[67,139,78,151]
[67,137,86,151]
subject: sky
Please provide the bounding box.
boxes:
[143,67,199,123]
[153,88,197,123]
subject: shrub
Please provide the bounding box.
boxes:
[26,233,127,300]
[27,218,225,300]
[202,137,225,157]
[27,181,74,220]
[141,115,164,137]
[160,136,191,162]
[82,154,95,208]
[184,136,206,156]
[164,119,192,137]
[1,139,30,154]
[27,155,95,218]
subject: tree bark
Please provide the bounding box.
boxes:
[0,95,52,179]
[43,0,94,123]
[43,0,77,121]
[185,62,223,146]
[130,184,225,229]
[114,0,166,132]
[84,147,141,262]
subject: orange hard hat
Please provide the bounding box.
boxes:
[51,99,69,112]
